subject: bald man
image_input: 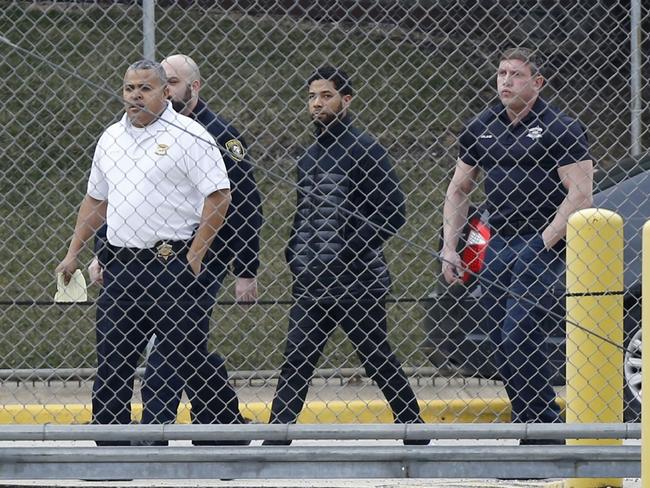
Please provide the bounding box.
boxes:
[144,55,262,443]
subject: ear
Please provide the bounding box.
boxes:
[191,79,201,96]
[534,74,544,90]
[342,94,352,110]
[162,84,170,99]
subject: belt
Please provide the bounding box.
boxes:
[107,240,190,263]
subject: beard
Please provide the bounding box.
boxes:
[171,85,193,114]
[312,101,344,128]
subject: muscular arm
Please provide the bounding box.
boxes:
[187,188,232,275]
[542,159,593,249]
[56,195,107,283]
[441,159,478,285]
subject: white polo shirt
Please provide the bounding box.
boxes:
[87,102,230,249]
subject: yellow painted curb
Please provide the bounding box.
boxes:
[0,398,549,424]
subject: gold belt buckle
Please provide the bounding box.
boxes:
[156,242,174,261]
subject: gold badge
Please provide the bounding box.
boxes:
[225,139,245,161]
[156,242,174,260]
[155,143,169,156]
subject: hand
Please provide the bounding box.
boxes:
[541,227,561,250]
[235,277,258,305]
[87,257,104,286]
[186,249,203,277]
[440,249,465,285]
[55,254,79,285]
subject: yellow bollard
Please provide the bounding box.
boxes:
[565,209,624,488]
[642,221,649,488]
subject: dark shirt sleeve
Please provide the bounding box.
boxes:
[457,124,479,166]
[556,119,590,167]
[352,142,406,250]
[220,134,263,278]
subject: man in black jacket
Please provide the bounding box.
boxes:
[89,54,262,442]
[264,66,426,445]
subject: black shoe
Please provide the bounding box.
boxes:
[193,439,251,446]
[262,439,292,446]
[81,479,133,482]
[402,417,429,445]
[519,438,566,445]
[403,439,430,446]
[131,440,168,446]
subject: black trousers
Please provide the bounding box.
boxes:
[92,253,238,444]
[268,297,422,424]
[140,267,245,426]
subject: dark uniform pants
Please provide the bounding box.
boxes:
[268,297,422,424]
[92,251,237,443]
[140,267,246,427]
[480,233,564,424]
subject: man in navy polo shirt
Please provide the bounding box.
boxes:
[441,48,593,441]
[138,54,263,441]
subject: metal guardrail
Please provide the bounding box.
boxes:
[0,423,641,441]
[0,446,641,480]
[0,422,641,480]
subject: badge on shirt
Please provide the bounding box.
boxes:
[225,139,246,161]
[156,242,174,260]
[155,143,170,156]
[526,127,543,139]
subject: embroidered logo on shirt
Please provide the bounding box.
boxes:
[478,134,494,139]
[527,127,544,139]
[154,143,170,156]
[225,139,246,161]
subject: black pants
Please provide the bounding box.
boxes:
[140,268,245,425]
[92,253,236,444]
[268,297,422,424]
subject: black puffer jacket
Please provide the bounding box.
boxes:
[287,116,406,299]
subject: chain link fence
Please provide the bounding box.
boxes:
[1,0,649,436]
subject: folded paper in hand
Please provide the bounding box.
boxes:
[54,270,88,303]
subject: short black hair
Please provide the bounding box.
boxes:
[307,66,353,96]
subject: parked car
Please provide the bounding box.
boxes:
[422,154,648,422]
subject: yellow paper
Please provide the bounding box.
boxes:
[54,270,88,303]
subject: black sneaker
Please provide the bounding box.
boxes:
[131,440,168,446]
[262,439,292,446]
[403,438,430,446]
[193,439,251,446]
[519,438,566,445]
[402,417,429,445]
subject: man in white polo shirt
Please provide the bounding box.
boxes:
[56,60,231,445]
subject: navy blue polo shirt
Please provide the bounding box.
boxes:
[191,99,262,279]
[458,97,590,232]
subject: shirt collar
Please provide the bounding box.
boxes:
[191,98,208,121]
[315,114,352,143]
[497,97,547,126]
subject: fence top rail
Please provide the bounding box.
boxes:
[0,423,640,441]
